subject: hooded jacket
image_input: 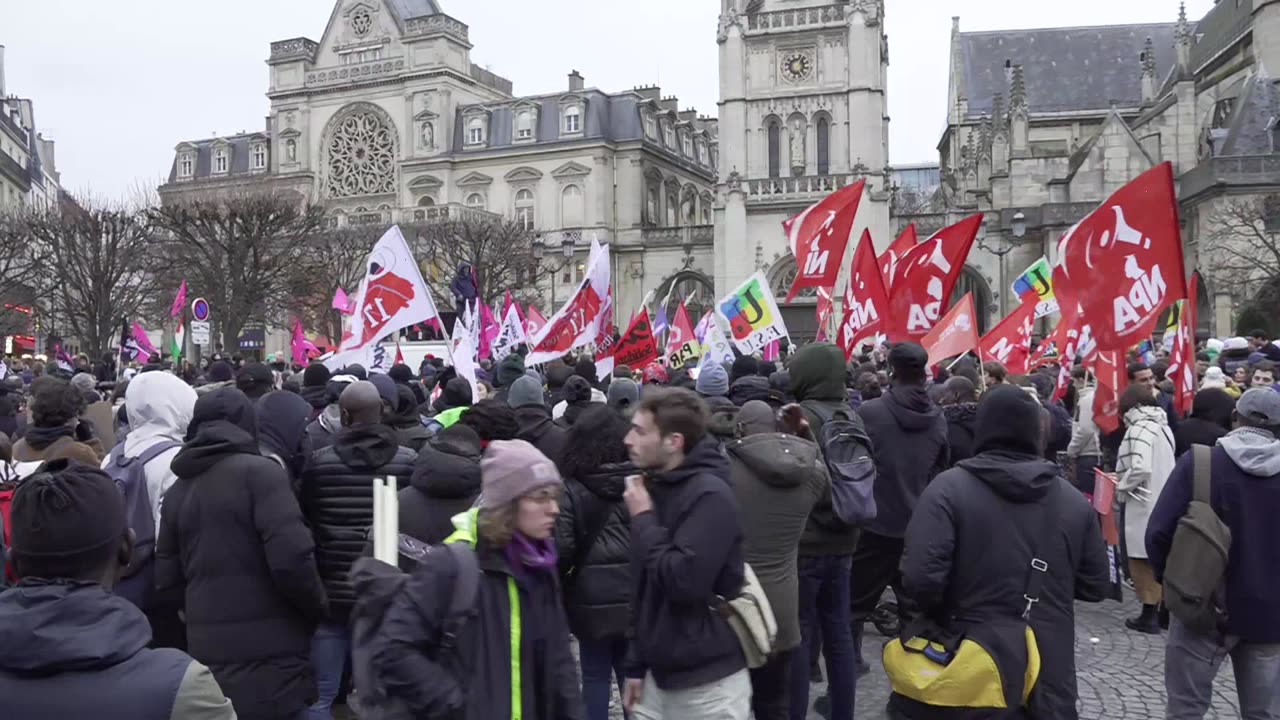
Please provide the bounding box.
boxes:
[1116,406,1175,560]
[302,422,416,622]
[899,452,1110,720]
[626,436,746,690]
[857,384,950,539]
[728,375,772,407]
[156,387,328,719]
[255,390,313,488]
[1148,427,1280,643]
[555,459,637,641]
[514,405,568,467]
[942,402,978,464]
[1173,388,1235,458]
[300,384,329,417]
[398,429,482,550]
[0,580,235,720]
[725,431,827,652]
[388,386,432,452]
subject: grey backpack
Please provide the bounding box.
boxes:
[1163,445,1232,635]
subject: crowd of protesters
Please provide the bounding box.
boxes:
[0,326,1278,720]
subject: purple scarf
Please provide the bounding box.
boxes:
[504,532,558,581]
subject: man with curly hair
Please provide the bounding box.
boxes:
[12,376,102,474]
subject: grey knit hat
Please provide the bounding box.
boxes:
[480,439,562,508]
[696,362,729,397]
[507,375,545,409]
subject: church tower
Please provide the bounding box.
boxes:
[714,0,891,334]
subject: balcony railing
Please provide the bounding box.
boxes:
[269,37,318,62]
[1179,155,1280,200]
[642,225,714,247]
[747,4,847,31]
[0,151,31,193]
[745,173,856,202]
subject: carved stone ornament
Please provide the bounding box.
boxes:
[716,7,741,42]
[324,106,397,198]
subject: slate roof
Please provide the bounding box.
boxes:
[166,133,268,183]
[386,0,442,22]
[1190,0,1253,72]
[1218,70,1280,157]
[958,23,1177,117]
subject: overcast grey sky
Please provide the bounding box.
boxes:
[5,0,1212,201]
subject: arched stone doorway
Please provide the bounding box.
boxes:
[767,256,819,343]
[951,265,993,335]
[654,270,716,324]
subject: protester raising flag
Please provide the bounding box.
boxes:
[526,240,611,364]
[665,304,701,368]
[879,224,918,292]
[978,299,1037,374]
[921,293,979,368]
[885,213,981,342]
[340,225,441,353]
[169,280,188,319]
[1165,273,1200,417]
[717,271,789,354]
[783,178,866,302]
[838,230,888,360]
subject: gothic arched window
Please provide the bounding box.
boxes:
[767,121,781,179]
[816,117,830,175]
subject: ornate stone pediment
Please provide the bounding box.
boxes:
[456,171,494,187]
[408,174,442,190]
[550,161,592,179]
[504,166,544,183]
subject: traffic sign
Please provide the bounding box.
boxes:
[191,298,211,322]
[190,321,211,346]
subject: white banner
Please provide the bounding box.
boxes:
[491,302,528,363]
[322,339,392,373]
[526,242,611,364]
[341,225,441,352]
[698,319,735,371]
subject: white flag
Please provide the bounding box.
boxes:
[699,319,735,370]
[451,332,479,404]
[491,303,528,363]
[341,226,441,352]
[526,242,611,364]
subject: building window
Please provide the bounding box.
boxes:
[767,122,781,178]
[564,106,582,134]
[683,194,696,224]
[816,117,830,175]
[663,122,675,148]
[697,142,708,164]
[561,184,584,227]
[467,117,485,145]
[666,193,679,226]
[575,262,585,282]
[352,8,373,36]
[179,153,193,177]
[466,193,486,209]
[681,133,692,157]
[646,186,659,225]
[515,188,535,230]
[643,113,657,139]
[213,148,228,173]
[252,144,266,170]
[417,195,435,206]
[701,201,712,224]
[325,108,397,198]
[515,111,535,140]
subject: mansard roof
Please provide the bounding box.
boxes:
[385,0,442,21]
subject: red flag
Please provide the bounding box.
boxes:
[815,287,834,343]
[885,213,982,341]
[526,305,547,339]
[783,179,867,302]
[1055,162,1186,351]
[611,310,660,368]
[762,339,781,362]
[394,340,405,366]
[879,224,918,291]
[665,304,699,367]
[504,290,526,325]
[1090,350,1128,435]
[837,230,888,359]
[478,303,500,360]
[979,300,1037,375]
[1166,273,1199,417]
[921,293,979,368]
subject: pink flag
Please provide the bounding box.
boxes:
[131,322,158,362]
[762,339,780,362]
[332,287,355,315]
[169,280,188,319]
[503,290,526,325]
[478,302,501,360]
[291,318,319,366]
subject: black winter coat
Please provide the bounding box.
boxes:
[399,433,482,549]
[728,375,772,407]
[857,385,950,539]
[373,518,585,720]
[942,402,978,464]
[626,437,746,691]
[157,390,328,720]
[302,423,416,623]
[1173,389,1236,458]
[555,461,635,641]
[897,451,1111,720]
[515,405,568,467]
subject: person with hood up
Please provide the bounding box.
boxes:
[852,342,949,661]
[0,460,236,719]
[729,355,771,407]
[544,361,575,408]
[554,375,601,426]
[387,385,431,452]
[396,424,483,550]
[555,405,638,720]
[427,376,475,434]
[156,387,328,720]
[1173,387,1236,458]
[508,374,568,466]
[1218,336,1254,378]
[938,376,979,464]
[303,374,356,454]
[607,376,641,416]
[724,401,827,720]
[299,364,331,420]
[198,360,236,395]
[100,371,197,647]
[491,352,528,404]
[695,362,736,413]
[1147,389,1280,719]
[370,439,585,720]
[256,390,316,493]
[300,380,417,719]
[449,262,478,318]
[12,376,103,474]
[894,385,1110,720]
[1115,383,1176,634]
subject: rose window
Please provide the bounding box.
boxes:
[325,111,396,198]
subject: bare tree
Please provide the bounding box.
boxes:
[287,224,375,348]
[1202,195,1280,307]
[148,192,327,350]
[0,210,38,339]
[22,200,163,358]
[408,217,550,309]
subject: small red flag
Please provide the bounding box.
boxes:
[1166,273,1200,417]
[783,179,866,303]
[1090,350,1129,435]
[979,300,1037,375]
[837,230,888,359]
[922,293,980,368]
[885,213,982,342]
[611,310,661,369]
[879,224,918,292]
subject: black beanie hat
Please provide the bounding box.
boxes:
[302,363,331,388]
[731,355,759,383]
[388,363,415,385]
[11,459,126,577]
[206,360,234,383]
[345,363,368,381]
[563,375,593,404]
[974,384,1045,456]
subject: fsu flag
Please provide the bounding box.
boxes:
[341,226,442,352]
[1165,273,1200,417]
[527,242,611,364]
[665,304,701,368]
[783,179,866,302]
[921,293,980,368]
[879,224,918,291]
[886,213,982,341]
[979,300,1037,374]
[838,230,888,360]
[611,309,661,369]
[1055,162,1186,351]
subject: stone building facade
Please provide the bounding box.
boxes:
[0,46,62,213]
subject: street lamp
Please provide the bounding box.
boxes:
[1012,210,1027,240]
[976,213,1016,316]
[531,234,546,261]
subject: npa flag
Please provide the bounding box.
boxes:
[341,226,441,352]
[527,242,611,364]
[814,287,834,343]
[783,179,866,302]
[611,310,661,369]
[979,300,1037,374]
[1091,349,1129,435]
[665,304,701,368]
[1052,305,1099,401]
[717,272,789,354]
[922,293,980,368]
[526,305,547,339]
[838,230,889,359]
[1165,273,1200,417]
[169,280,188,319]
[1011,257,1059,318]
[879,224,918,291]
[886,213,982,341]
[1054,162,1186,351]
[291,318,319,366]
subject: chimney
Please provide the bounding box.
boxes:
[568,70,584,92]
[0,45,6,98]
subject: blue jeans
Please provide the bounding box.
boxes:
[790,555,855,720]
[578,634,628,720]
[308,622,350,720]
[1166,617,1280,719]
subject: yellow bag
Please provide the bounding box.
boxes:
[882,625,1041,709]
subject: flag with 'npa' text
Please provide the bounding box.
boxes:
[783,179,866,302]
[838,230,888,360]
[978,299,1037,375]
[886,213,981,342]
[879,224,918,292]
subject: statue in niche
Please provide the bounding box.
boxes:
[790,120,806,175]
[286,138,297,162]
[421,121,434,149]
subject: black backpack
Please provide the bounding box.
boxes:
[803,402,877,526]
[1163,445,1232,635]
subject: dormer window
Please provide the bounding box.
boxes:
[681,132,692,157]
[515,110,535,141]
[643,112,657,140]
[564,105,582,134]
[467,116,486,146]
[213,147,228,174]
[252,143,267,170]
[662,122,675,149]
[179,153,194,178]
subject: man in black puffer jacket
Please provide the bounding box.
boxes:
[398,425,482,549]
[300,380,416,719]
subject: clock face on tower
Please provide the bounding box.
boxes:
[780,51,813,82]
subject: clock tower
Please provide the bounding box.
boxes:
[714,0,891,338]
